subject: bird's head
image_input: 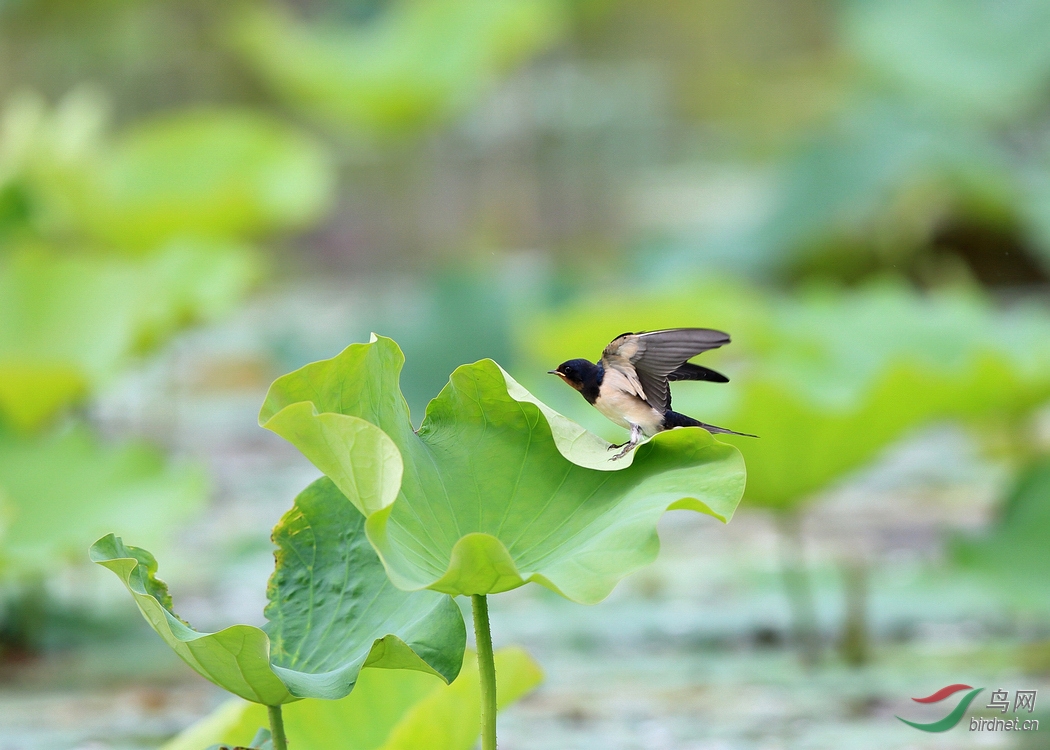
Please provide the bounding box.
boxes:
[548,359,596,392]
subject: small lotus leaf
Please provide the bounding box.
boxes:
[259,335,745,603]
[162,647,543,750]
[91,477,465,704]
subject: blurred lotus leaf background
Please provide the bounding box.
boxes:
[231,0,568,136]
[2,1,1050,749]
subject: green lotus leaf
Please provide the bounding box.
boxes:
[230,0,565,135]
[91,476,466,704]
[259,335,745,603]
[162,647,542,750]
[68,109,334,248]
[0,425,205,572]
[0,242,256,431]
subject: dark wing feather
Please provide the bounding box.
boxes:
[602,328,730,411]
[667,362,729,383]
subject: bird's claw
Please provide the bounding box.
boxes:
[609,444,635,461]
[607,441,628,451]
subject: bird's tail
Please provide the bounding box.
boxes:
[663,409,757,438]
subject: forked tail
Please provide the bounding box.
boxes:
[663,409,757,438]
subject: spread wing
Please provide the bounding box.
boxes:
[601,328,730,411]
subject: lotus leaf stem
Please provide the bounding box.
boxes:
[471,594,498,750]
[267,704,288,750]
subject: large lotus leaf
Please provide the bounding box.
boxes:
[65,109,333,248]
[231,0,565,135]
[520,282,1050,511]
[91,476,465,705]
[0,243,256,431]
[162,647,542,750]
[259,335,745,604]
[845,0,1050,120]
[0,425,205,572]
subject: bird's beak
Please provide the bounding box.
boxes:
[547,370,558,375]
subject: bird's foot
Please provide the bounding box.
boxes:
[607,441,628,451]
[609,443,636,461]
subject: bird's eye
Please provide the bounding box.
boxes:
[564,366,574,375]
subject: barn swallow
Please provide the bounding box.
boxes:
[550,328,755,460]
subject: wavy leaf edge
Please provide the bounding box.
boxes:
[89,531,459,705]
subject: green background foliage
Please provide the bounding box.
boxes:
[232,0,567,136]
[0,426,204,572]
[0,243,256,431]
[953,458,1050,613]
